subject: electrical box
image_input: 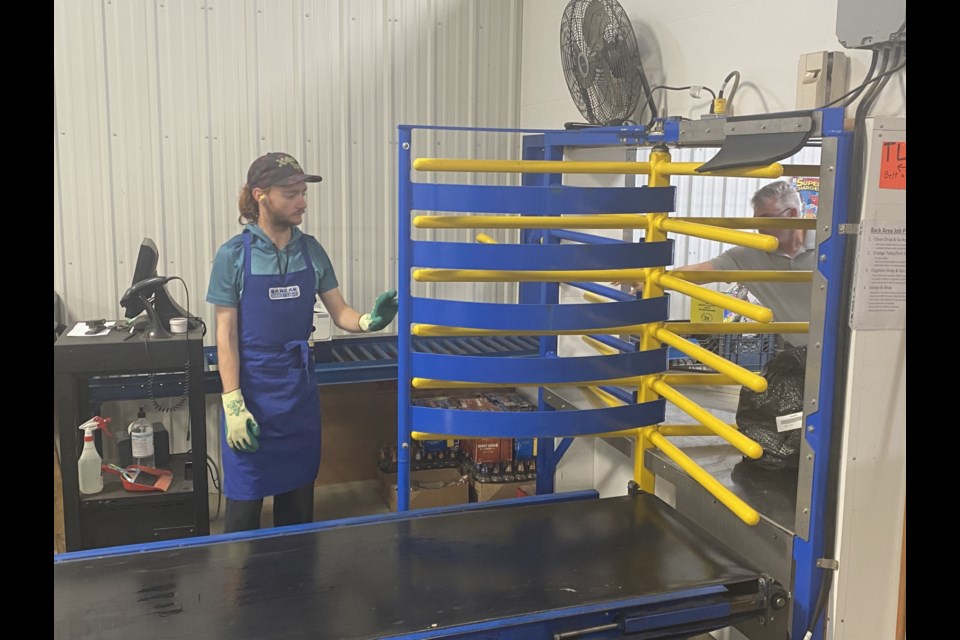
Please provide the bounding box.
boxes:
[796,51,849,110]
[836,0,905,49]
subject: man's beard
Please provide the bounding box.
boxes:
[261,200,299,229]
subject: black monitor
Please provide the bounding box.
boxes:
[124,238,160,319]
[121,237,195,339]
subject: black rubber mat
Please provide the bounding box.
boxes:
[55,494,762,639]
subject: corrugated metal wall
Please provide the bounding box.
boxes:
[54,0,523,342]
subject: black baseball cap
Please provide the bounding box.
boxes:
[247,152,322,189]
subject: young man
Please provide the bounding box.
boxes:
[206,152,398,533]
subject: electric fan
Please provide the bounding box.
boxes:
[560,0,658,126]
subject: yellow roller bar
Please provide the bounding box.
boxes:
[588,428,644,438]
[651,272,773,323]
[582,385,625,408]
[671,217,816,230]
[414,268,649,283]
[658,162,783,179]
[582,291,614,304]
[664,321,808,335]
[475,233,497,244]
[414,214,651,229]
[660,373,738,386]
[649,326,768,392]
[412,431,511,441]
[413,158,653,175]
[647,379,763,459]
[656,218,778,252]
[667,270,812,284]
[593,424,737,438]
[412,324,649,337]
[582,335,618,355]
[413,378,518,389]
[645,427,760,525]
[657,424,738,436]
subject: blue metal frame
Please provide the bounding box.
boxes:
[412,399,665,438]
[412,182,675,214]
[398,126,414,510]
[551,228,628,245]
[788,108,853,640]
[411,238,671,269]
[411,296,668,331]
[522,134,564,495]
[412,348,665,384]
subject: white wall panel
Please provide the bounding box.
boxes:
[54,0,523,341]
[521,0,906,129]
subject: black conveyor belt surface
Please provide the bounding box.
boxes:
[55,494,761,639]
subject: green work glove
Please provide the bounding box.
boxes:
[221,389,261,453]
[359,289,398,332]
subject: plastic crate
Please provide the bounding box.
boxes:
[718,333,779,371]
[668,333,779,373]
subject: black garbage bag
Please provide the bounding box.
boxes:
[736,346,806,470]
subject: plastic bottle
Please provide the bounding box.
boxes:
[78,416,112,495]
[127,407,155,468]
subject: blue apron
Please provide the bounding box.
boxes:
[222,230,321,500]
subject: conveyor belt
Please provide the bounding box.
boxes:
[55,494,767,640]
[86,334,540,401]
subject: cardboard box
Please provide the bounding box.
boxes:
[316,381,397,486]
[516,483,536,498]
[379,468,469,512]
[470,479,531,503]
[462,438,514,464]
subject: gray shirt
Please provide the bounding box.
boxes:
[709,245,814,347]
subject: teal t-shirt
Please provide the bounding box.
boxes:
[206,224,338,307]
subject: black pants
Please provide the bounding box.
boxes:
[224,481,315,533]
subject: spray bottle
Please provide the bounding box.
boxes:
[78,416,113,495]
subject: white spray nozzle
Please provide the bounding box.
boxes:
[79,416,113,436]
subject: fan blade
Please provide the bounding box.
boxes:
[581,0,610,56]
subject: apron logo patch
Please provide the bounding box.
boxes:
[268,285,301,300]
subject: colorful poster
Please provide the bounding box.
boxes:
[794,177,820,217]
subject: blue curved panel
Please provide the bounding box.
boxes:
[411,240,673,270]
[411,349,667,384]
[412,398,666,437]
[411,296,668,330]
[411,183,675,214]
